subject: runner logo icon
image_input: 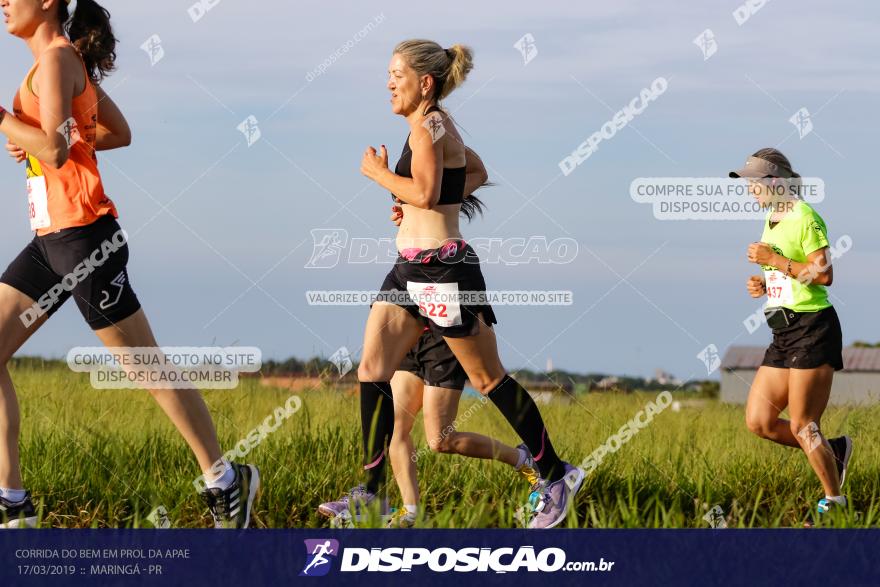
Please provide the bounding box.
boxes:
[305,229,348,269]
[99,272,127,310]
[300,539,340,577]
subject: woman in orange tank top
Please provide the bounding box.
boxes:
[0,0,259,528]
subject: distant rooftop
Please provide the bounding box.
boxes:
[721,346,880,372]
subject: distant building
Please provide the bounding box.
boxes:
[595,376,619,390]
[720,346,880,405]
[653,369,681,386]
[520,377,573,405]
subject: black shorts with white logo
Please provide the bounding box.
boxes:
[398,327,467,390]
[376,240,497,338]
[1,215,141,330]
[761,305,843,371]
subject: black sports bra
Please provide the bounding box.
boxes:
[393,105,466,206]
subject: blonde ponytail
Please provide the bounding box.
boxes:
[394,39,473,102]
[441,44,473,100]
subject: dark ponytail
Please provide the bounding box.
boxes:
[460,180,495,222]
[460,193,485,222]
[58,0,117,83]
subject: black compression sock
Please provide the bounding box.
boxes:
[488,376,565,482]
[360,381,394,494]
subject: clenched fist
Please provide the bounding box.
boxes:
[746,275,766,298]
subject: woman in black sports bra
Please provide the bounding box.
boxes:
[393,104,467,205]
[357,39,583,529]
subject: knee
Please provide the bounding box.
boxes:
[358,359,391,384]
[392,422,414,444]
[790,419,820,442]
[428,438,454,454]
[428,432,457,454]
[470,373,506,395]
[389,432,406,450]
[745,413,772,439]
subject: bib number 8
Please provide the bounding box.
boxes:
[27,175,51,231]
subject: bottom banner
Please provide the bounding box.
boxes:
[1,529,877,586]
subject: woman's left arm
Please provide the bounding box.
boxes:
[463,146,488,197]
[791,248,833,286]
[94,85,131,151]
[748,243,833,286]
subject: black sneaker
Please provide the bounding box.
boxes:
[0,493,37,529]
[200,463,260,528]
[828,436,853,488]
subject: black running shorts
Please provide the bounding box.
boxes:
[398,327,467,390]
[1,215,141,330]
[761,306,844,371]
[377,240,497,338]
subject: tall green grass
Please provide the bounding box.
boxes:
[9,365,878,528]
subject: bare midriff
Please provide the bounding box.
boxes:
[396,202,463,255]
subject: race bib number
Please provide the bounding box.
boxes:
[764,269,793,307]
[406,281,463,328]
[27,175,51,231]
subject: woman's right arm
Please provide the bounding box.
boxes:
[0,48,77,168]
[363,124,441,209]
[94,85,131,151]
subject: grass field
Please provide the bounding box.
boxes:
[9,363,879,528]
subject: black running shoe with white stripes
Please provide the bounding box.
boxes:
[0,493,37,529]
[828,435,853,488]
[200,463,260,529]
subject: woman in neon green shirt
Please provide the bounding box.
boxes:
[731,148,852,524]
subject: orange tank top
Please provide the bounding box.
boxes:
[12,36,117,235]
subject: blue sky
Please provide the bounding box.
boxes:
[1,1,877,381]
